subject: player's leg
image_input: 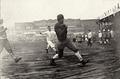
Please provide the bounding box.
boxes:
[0,39,4,54]
[66,39,83,61]
[89,38,92,47]
[48,41,56,51]
[87,38,90,46]
[66,39,88,66]
[50,53,58,66]
[89,38,91,46]
[4,39,21,63]
[50,41,64,66]
[50,49,64,66]
[46,43,49,53]
[104,37,107,44]
[99,37,102,44]
[49,41,59,54]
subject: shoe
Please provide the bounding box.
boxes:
[80,59,89,66]
[50,59,57,66]
[15,57,22,63]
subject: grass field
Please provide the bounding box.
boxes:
[0,35,120,79]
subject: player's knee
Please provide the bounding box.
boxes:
[73,49,79,53]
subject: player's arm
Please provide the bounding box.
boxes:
[39,31,47,35]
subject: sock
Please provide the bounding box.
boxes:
[52,47,56,52]
[75,51,83,61]
[53,54,58,59]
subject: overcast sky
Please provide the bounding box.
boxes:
[1,0,120,27]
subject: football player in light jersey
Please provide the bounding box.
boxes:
[0,24,21,63]
[40,26,57,54]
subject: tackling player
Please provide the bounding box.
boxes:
[50,14,88,66]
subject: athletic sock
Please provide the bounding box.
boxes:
[53,54,58,59]
[75,51,83,61]
[52,47,56,52]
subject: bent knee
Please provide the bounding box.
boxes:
[73,49,79,53]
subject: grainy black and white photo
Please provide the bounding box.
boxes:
[0,0,120,79]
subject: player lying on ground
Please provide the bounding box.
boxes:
[0,26,21,63]
[40,26,57,54]
[50,14,89,66]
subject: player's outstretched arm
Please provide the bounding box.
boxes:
[39,31,47,35]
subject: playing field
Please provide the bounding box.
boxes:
[0,35,120,79]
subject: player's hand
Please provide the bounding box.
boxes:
[39,32,42,34]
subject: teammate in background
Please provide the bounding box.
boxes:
[85,34,88,42]
[40,26,57,54]
[98,30,102,44]
[0,25,22,63]
[72,38,77,48]
[87,30,92,47]
[110,29,114,39]
[77,34,82,43]
[102,29,107,44]
[73,38,77,43]
[107,29,111,44]
[81,34,85,42]
[50,14,88,66]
